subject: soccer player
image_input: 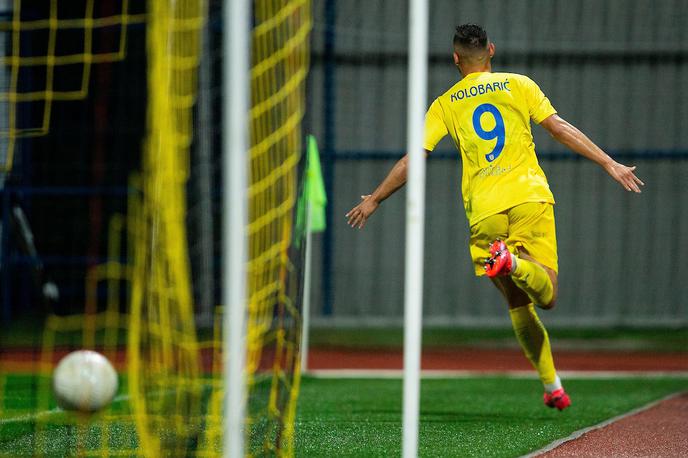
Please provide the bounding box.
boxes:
[345,24,644,410]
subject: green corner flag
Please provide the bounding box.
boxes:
[306,135,327,233]
[295,135,327,245]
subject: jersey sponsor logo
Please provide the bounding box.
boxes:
[449,79,511,102]
[478,164,512,177]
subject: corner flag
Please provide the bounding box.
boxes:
[305,135,327,232]
[299,135,326,371]
[295,135,327,244]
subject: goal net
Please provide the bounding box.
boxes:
[0,0,311,456]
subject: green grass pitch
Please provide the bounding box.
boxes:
[296,376,686,456]
[1,374,685,456]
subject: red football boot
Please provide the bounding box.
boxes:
[484,239,513,278]
[543,388,571,411]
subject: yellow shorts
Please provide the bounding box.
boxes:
[469,202,558,276]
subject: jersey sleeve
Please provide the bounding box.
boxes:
[423,98,448,151]
[520,76,557,124]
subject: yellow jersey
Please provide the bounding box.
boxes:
[423,71,557,226]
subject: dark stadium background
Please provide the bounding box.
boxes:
[2,0,687,329]
[1,0,146,318]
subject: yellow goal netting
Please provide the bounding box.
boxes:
[130,0,311,455]
[0,0,311,456]
[0,0,145,172]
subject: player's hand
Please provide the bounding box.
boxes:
[605,161,645,193]
[346,195,379,229]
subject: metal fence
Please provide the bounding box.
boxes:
[1,0,686,328]
[306,0,688,326]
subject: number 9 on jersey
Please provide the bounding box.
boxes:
[472,103,505,162]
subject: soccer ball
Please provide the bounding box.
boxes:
[52,350,118,413]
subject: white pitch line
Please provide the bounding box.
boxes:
[521,390,688,458]
[0,393,131,426]
[558,370,688,379]
[305,369,688,379]
[307,369,535,379]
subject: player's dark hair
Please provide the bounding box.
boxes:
[453,24,488,51]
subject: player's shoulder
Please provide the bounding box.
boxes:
[496,71,528,79]
[499,72,543,91]
[494,72,535,86]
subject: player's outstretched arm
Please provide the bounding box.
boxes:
[540,114,645,193]
[346,154,411,229]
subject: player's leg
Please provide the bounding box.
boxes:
[491,276,569,410]
[484,203,558,309]
[470,211,558,389]
[511,248,557,309]
[489,275,529,310]
[473,206,569,410]
[491,277,557,384]
[486,243,556,307]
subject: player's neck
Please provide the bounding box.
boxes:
[461,62,492,78]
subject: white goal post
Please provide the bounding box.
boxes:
[224,0,250,457]
[402,0,428,458]
[403,0,429,457]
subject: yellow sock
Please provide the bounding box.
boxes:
[511,257,553,307]
[509,304,558,387]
